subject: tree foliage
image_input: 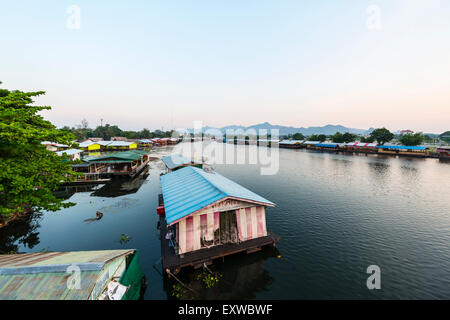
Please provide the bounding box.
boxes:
[360,136,375,143]
[0,82,77,224]
[310,134,326,142]
[370,128,394,145]
[62,121,174,141]
[399,132,424,146]
[331,132,356,143]
[292,132,305,140]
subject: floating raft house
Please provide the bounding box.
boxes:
[158,166,280,273]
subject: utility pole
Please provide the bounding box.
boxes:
[100,118,104,127]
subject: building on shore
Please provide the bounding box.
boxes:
[161,154,203,172]
[78,140,137,151]
[41,141,69,152]
[159,166,280,273]
[0,249,145,300]
[56,148,83,161]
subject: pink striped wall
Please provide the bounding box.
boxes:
[176,206,268,254]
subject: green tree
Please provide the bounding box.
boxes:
[331,132,344,143]
[292,132,305,140]
[342,132,356,143]
[0,82,77,225]
[360,136,375,143]
[370,128,394,145]
[399,132,424,146]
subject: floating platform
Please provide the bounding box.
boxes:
[159,214,280,274]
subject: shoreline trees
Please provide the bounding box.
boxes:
[0,82,77,227]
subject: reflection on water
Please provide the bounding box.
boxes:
[92,167,150,197]
[164,246,279,300]
[1,142,449,299]
[0,212,42,254]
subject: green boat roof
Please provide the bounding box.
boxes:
[84,150,148,162]
[0,249,135,300]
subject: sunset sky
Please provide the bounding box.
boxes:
[1,0,449,133]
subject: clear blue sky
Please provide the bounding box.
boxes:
[1,0,449,133]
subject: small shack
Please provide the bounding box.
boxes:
[161,154,202,172]
[159,166,280,273]
[0,249,144,300]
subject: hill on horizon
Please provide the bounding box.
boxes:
[185,122,374,136]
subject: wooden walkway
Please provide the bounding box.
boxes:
[159,214,280,273]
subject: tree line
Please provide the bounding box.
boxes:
[283,128,439,146]
[60,119,174,141]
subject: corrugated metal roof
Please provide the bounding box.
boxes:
[78,141,96,148]
[85,150,148,162]
[303,141,320,145]
[0,250,135,300]
[315,143,338,148]
[56,149,83,156]
[161,166,275,225]
[108,141,135,147]
[161,154,193,170]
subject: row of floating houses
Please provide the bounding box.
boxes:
[221,138,450,159]
[42,138,183,184]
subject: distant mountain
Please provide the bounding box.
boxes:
[184,122,373,136]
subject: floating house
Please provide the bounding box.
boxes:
[83,150,150,178]
[56,148,83,161]
[313,143,344,151]
[161,154,202,172]
[343,142,378,152]
[138,139,154,148]
[279,140,304,149]
[303,141,321,149]
[437,146,450,159]
[377,145,429,157]
[159,166,280,273]
[0,249,144,300]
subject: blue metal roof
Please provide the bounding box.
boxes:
[315,143,338,148]
[378,145,427,150]
[161,154,193,170]
[161,166,275,225]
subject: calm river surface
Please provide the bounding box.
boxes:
[1,142,449,299]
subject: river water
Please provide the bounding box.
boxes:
[1,142,449,299]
